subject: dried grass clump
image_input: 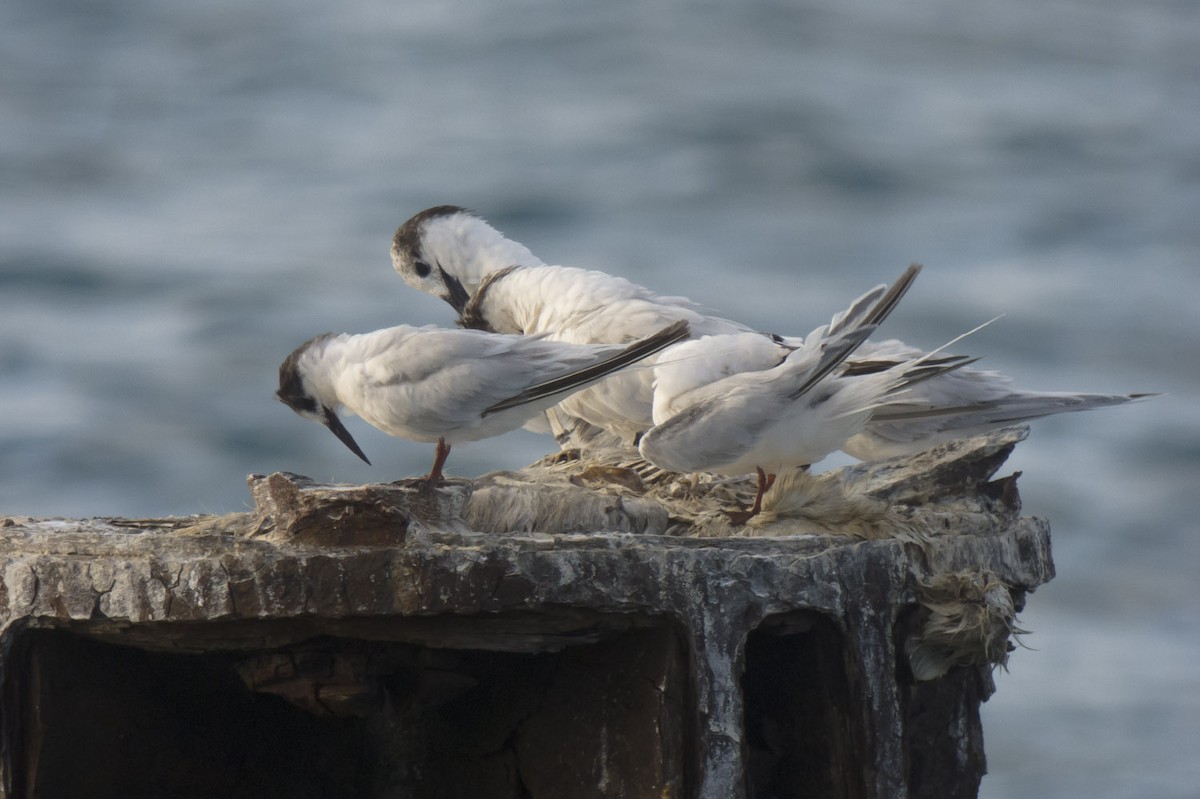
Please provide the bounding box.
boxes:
[905,570,1028,681]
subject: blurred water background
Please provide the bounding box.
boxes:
[3,0,1198,795]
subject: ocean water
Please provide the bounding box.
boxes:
[2,0,1198,795]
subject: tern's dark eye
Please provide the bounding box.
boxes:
[413,260,432,278]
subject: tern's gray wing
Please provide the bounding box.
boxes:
[638,393,778,474]
[483,320,690,415]
[348,328,536,432]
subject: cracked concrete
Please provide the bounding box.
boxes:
[0,428,1053,798]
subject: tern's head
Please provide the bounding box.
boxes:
[390,205,543,314]
[276,334,371,465]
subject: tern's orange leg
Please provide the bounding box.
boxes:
[747,467,776,516]
[727,467,777,525]
[426,437,451,484]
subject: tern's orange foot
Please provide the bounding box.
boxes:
[725,507,759,526]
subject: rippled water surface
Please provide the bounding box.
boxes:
[3,1,1198,795]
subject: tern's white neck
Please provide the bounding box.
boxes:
[428,214,545,295]
[293,334,354,412]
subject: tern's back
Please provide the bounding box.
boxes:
[466,264,750,343]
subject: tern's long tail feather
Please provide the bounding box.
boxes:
[844,390,1154,460]
[861,263,922,328]
[886,354,981,395]
[784,264,923,402]
[869,391,1154,426]
[483,320,691,416]
[823,263,921,338]
[784,325,877,401]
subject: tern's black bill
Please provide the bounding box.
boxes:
[440,267,472,315]
[323,407,371,465]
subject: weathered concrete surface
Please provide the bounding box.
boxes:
[0,427,1053,799]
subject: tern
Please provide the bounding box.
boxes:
[390,205,1150,456]
[640,280,976,520]
[392,206,777,443]
[276,319,689,482]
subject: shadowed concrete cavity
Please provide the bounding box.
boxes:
[7,619,687,799]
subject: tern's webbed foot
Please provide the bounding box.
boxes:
[726,467,776,525]
[389,476,441,491]
[725,508,759,526]
[533,448,582,467]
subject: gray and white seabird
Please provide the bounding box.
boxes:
[276,319,689,482]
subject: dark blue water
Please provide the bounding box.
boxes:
[3,1,1198,795]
